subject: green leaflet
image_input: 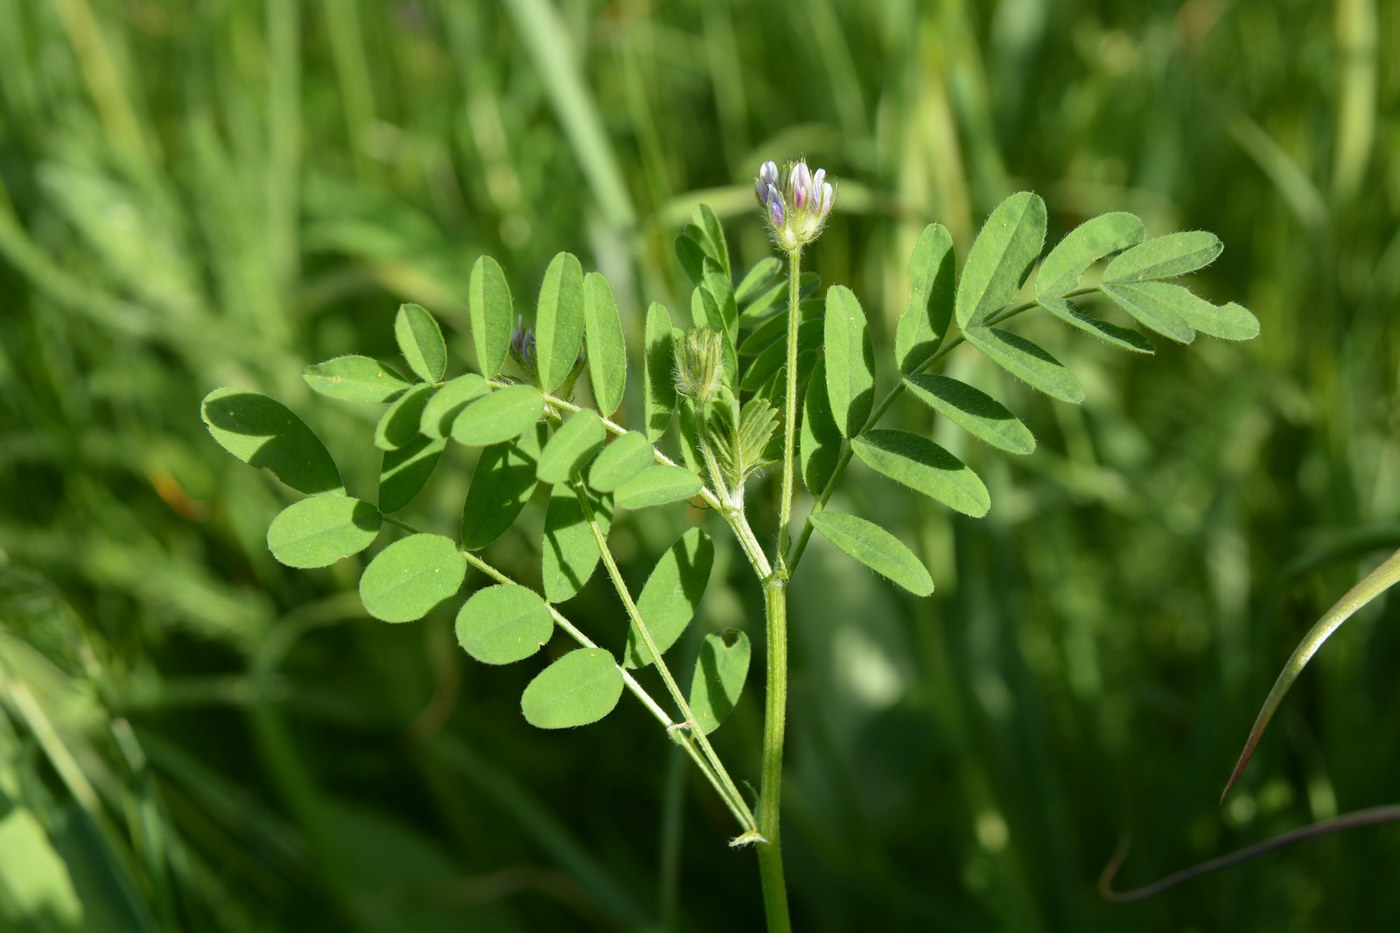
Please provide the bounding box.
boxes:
[302,355,411,404]
[955,192,1047,329]
[541,485,611,603]
[1035,212,1145,299]
[824,285,875,436]
[1104,230,1222,282]
[1037,296,1154,354]
[614,464,702,511]
[688,629,751,735]
[589,431,655,493]
[963,326,1086,404]
[521,648,625,729]
[359,533,466,623]
[469,255,514,376]
[800,359,842,495]
[461,426,542,550]
[852,429,989,518]
[455,584,554,665]
[201,388,343,495]
[535,252,586,392]
[374,383,435,451]
[451,385,545,446]
[537,409,607,484]
[702,259,739,346]
[1108,282,1259,341]
[643,303,676,441]
[734,256,781,303]
[624,528,715,668]
[740,319,821,391]
[394,302,447,383]
[675,233,706,286]
[809,511,934,596]
[419,374,490,439]
[894,223,956,373]
[266,496,381,568]
[690,203,731,278]
[379,436,446,513]
[904,373,1035,455]
[1100,281,1198,343]
[582,272,627,416]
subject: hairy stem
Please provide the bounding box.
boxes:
[776,248,803,559]
[756,578,791,932]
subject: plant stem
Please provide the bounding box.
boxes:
[776,248,803,558]
[756,578,791,932]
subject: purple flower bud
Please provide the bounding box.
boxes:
[812,168,826,193]
[765,184,785,227]
[817,182,834,219]
[759,160,779,188]
[509,314,537,372]
[790,162,812,210]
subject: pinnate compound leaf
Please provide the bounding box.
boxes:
[824,286,876,436]
[456,584,554,665]
[800,359,842,495]
[589,431,654,493]
[469,255,514,376]
[1037,296,1154,354]
[541,485,611,603]
[624,528,714,668]
[643,303,676,441]
[614,464,702,511]
[394,303,447,383]
[582,272,627,416]
[419,374,489,439]
[905,374,1035,455]
[201,388,343,495]
[461,427,542,550]
[521,648,625,729]
[359,533,466,623]
[853,429,989,517]
[956,192,1047,329]
[1104,231,1222,283]
[536,252,586,392]
[379,436,446,512]
[537,409,606,484]
[810,511,934,596]
[689,629,751,735]
[451,385,545,446]
[1035,212,1145,299]
[374,384,435,451]
[963,326,1085,404]
[1100,281,1197,343]
[303,355,411,403]
[895,223,956,373]
[266,496,381,568]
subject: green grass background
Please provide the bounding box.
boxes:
[1,0,1397,930]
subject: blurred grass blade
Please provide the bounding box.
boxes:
[1222,548,1400,800]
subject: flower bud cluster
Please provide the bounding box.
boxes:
[673,326,726,404]
[755,159,835,252]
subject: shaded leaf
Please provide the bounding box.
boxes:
[800,359,842,495]
[303,355,411,403]
[266,496,381,568]
[1101,281,1197,343]
[1104,231,1222,282]
[583,272,627,415]
[461,427,542,550]
[643,303,676,441]
[469,255,514,376]
[955,192,1046,329]
[824,285,875,435]
[201,388,343,495]
[359,534,466,623]
[541,485,611,603]
[905,373,1035,454]
[451,385,545,446]
[691,204,731,277]
[895,223,956,373]
[589,431,655,493]
[688,629,751,735]
[456,584,554,665]
[419,374,489,439]
[537,409,607,484]
[521,648,624,729]
[614,464,703,510]
[1036,212,1145,298]
[374,384,435,451]
[964,326,1086,403]
[1037,296,1155,353]
[734,256,781,303]
[624,528,714,668]
[395,303,447,383]
[810,511,934,596]
[536,252,586,392]
[852,429,989,517]
[379,436,446,513]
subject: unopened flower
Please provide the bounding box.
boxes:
[673,326,726,404]
[509,315,537,374]
[754,158,835,251]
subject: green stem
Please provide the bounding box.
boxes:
[756,579,791,932]
[573,486,758,834]
[776,248,803,559]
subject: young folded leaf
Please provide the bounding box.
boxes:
[359,533,466,623]
[955,192,1047,329]
[469,255,515,376]
[266,496,381,568]
[521,648,625,729]
[535,252,586,392]
[394,303,448,384]
[904,374,1035,455]
[810,511,933,596]
[689,629,751,735]
[963,326,1085,404]
[1035,212,1144,299]
[691,203,731,278]
[625,528,715,668]
[852,429,990,518]
[583,272,627,416]
[201,388,344,496]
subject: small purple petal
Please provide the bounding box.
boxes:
[759,160,779,187]
[766,184,785,227]
[818,182,834,219]
[812,168,826,192]
[790,162,811,210]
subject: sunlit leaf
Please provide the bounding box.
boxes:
[461,426,542,550]
[521,648,624,729]
[374,383,435,451]
[419,374,490,439]
[905,373,1035,454]
[359,533,466,623]
[583,272,627,416]
[394,302,447,384]
[955,192,1046,329]
[624,528,714,668]
[1036,212,1144,299]
[1037,295,1154,354]
[589,431,655,493]
[469,255,514,376]
[455,584,554,665]
[536,252,586,392]
[451,385,545,446]
[614,464,702,510]
[201,388,343,495]
[894,223,956,373]
[824,285,875,436]
[810,511,933,596]
[266,496,381,568]
[734,256,781,303]
[302,355,411,403]
[1104,231,1222,282]
[537,409,606,484]
[963,326,1085,404]
[1101,281,1198,343]
[853,429,989,517]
